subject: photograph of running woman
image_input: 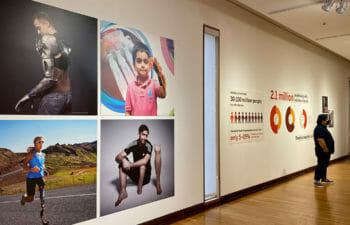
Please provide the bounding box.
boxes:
[21,136,49,224]
[0,120,97,225]
[100,119,174,216]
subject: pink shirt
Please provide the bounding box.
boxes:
[125,78,159,116]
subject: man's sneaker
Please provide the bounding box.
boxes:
[20,195,25,206]
[322,179,335,184]
[314,182,324,187]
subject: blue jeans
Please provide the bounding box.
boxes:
[37,92,72,115]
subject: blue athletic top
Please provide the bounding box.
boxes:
[27,151,45,178]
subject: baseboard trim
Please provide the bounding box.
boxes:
[141,154,349,225]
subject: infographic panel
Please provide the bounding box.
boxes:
[269,89,313,141]
[227,90,264,144]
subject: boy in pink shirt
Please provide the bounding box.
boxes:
[125,42,166,116]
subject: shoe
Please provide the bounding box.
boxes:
[314,182,324,187]
[40,209,49,225]
[20,195,25,206]
[322,179,335,184]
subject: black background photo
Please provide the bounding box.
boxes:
[0,0,97,114]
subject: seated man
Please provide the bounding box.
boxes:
[114,124,162,207]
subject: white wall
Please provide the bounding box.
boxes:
[35,0,350,224]
[216,1,350,195]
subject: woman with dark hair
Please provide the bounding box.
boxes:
[313,114,334,187]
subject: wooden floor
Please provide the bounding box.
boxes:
[171,158,350,225]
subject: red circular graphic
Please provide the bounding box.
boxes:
[301,109,307,129]
[270,105,281,134]
[285,106,295,133]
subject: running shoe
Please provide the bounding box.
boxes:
[314,182,324,187]
[322,179,335,183]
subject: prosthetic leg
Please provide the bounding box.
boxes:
[39,185,49,225]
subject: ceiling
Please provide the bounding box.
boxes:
[229,0,350,61]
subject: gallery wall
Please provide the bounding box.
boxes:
[216,2,350,195]
[33,0,350,224]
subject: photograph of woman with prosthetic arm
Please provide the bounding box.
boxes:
[0,0,97,115]
[15,12,72,115]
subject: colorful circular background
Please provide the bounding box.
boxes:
[285,106,295,132]
[100,22,153,113]
[270,105,282,134]
[299,109,307,129]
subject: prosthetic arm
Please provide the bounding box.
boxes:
[15,35,58,112]
[152,57,166,88]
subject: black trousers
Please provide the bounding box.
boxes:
[26,177,45,196]
[314,152,330,181]
[119,162,151,186]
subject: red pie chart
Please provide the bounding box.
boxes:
[270,105,281,134]
[300,109,307,129]
[285,106,295,133]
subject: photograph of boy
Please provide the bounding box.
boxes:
[125,43,166,116]
[100,21,175,116]
[0,1,97,115]
[0,120,97,225]
[100,120,174,215]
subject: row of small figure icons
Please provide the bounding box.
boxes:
[230,112,263,124]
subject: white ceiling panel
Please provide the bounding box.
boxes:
[230,0,350,60]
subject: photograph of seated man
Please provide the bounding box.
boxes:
[114,124,162,206]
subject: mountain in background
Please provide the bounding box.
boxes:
[0,148,22,175]
[42,141,97,174]
[73,141,97,148]
[0,141,97,175]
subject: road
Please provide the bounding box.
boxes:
[0,168,23,179]
[0,184,96,225]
